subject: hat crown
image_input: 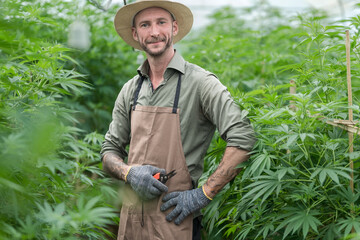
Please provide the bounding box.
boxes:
[114,0,193,50]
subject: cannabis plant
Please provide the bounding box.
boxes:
[183,2,360,239]
[0,0,118,239]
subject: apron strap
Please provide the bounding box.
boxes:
[132,73,182,113]
[172,74,182,114]
[133,75,145,110]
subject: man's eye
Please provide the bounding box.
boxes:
[140,23,148,28]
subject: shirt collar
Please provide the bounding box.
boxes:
[137,50,185,79]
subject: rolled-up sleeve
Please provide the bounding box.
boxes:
[100,82,131,160]
[199,75,256,151]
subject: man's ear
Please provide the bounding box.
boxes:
[132,27,139,41]
[172,21,178,36]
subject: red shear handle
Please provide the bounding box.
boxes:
[153,172,161,180]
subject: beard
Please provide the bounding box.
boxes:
[140,35,173,57]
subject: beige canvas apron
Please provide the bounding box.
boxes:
[118,74,193,240]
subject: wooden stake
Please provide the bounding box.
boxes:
[288,80,297,155]
[345,30,354,193]
[326,120,360,135]
[289,80,296,111]
[345,30,356,234]
[346,30,353,122]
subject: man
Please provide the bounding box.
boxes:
[101,0,256,239]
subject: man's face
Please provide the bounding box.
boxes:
[132,7,178,57]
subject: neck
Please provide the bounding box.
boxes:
[146,47,175,90]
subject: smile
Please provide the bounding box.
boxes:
[146,38,166,44]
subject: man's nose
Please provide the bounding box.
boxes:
[150,24,160,37]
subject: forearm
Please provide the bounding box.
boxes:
[203,146,250,199]
[102,152,131,181]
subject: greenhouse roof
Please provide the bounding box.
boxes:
[113,0,360,29]
[181,0,359,28]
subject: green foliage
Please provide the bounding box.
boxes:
[64,3,139,133]
[182,3,303,91]
[182,2,360,239]
[2,0,360,239]
[6,0,140,133]
[0,0,118,239]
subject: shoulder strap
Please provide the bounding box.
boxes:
[172,74,182,114]
[132,75,145,111]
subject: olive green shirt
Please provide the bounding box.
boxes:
[101,51,256,183]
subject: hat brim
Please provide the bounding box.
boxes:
[114,1,193,50]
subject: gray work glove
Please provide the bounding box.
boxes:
[126,165,168,201]
[160,187,211,225]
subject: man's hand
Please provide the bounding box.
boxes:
[160,187,211,225]
[126,165,168,200]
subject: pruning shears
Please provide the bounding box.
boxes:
[153,170,177,184]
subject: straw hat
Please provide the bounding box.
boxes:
[114,0,193,50]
